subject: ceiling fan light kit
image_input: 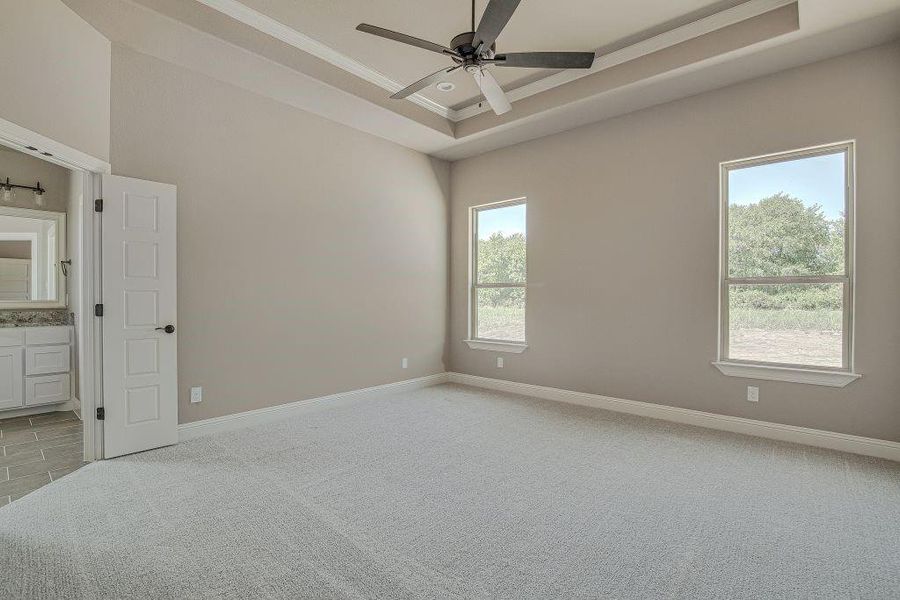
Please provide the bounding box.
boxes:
[357,0,596,116]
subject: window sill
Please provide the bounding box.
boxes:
[712,362,860,387]
[464,340,528,353]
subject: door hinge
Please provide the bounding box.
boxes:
[96,407,105,420]
[94,303,104,317]
[94,198,103,212]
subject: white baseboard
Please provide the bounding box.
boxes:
[447,372,900,462]
[178,373,449,441]
[175,370,900,462]
[0,400,75,420]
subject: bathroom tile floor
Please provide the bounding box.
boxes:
[0,411,85,506]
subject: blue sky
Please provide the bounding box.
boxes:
[729,151,846,219]
[478,203,526,239]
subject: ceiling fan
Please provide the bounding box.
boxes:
[356,0,596,116]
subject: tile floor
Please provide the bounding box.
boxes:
[0,411,85,506]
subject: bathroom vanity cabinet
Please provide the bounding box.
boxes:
[0,326,72,411]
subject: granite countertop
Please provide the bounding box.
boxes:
[0,310,73,328]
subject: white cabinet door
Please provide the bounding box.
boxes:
[0,347,24,410]
[101,175,178,458]
[25,373,70,406]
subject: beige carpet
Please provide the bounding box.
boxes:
[1,383,898,599]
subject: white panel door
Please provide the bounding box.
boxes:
[102,175,178,458]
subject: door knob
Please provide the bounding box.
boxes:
[155,325,175,334]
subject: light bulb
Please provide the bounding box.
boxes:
[1,188,9,202]
[34,189,43,206]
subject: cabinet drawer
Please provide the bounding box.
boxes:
[25,326,71,346]
[25,373,70,406]
[25,344,70,375]
[0,329,25,347]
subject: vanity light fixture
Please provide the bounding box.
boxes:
[0,177,45,206]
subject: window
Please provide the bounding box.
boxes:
[467,199,526,350]
[717,142,857,384]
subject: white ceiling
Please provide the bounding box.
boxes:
[232,0,734,108]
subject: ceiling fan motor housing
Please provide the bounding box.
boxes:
[451,32,495,60]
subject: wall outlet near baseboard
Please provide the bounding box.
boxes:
[747,386,759,403]
[401,358,408,369]
[497,357,504,368]
[190,386,203,403]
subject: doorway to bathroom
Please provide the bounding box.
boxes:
[0,115,180,504]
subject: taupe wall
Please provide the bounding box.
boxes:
[110,46,449,424]
[0,0,110,161]
[0,146,71,213]
[449,41,900,442]
[0,241,31,260]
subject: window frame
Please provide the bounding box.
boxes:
[716,141,858,381]
[466,197,527,352]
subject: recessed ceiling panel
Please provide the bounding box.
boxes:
[236,0,734,107]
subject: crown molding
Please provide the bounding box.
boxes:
[193,0,454,119]
[196,0,796,125]
[453,0,797,120]
[0,116,111,174]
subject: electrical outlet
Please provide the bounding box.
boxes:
[190,386,202,404]
[497,357,504,368]
[747,386,759,403]
[401,357,408,369]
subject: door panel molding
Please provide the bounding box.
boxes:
[101,175,177,458]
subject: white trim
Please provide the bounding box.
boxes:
[0,207,67,309]
[468,197,527,345]
[0,116,110,174]
[712,361,860,387]
[0,400,74,420]
[81,173,102,462]
[193,0,453,119]
[178,373,449,441]
[717,140,856,374]
[464,340,528,353]
[181,371,899,461]
[0,117,106,462]
[447,372,900,462]
[452,0,795,120]
[195,0,793,123]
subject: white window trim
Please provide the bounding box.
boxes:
[465,197,528,352]
[714,141,860,387]
[464,339,528,353]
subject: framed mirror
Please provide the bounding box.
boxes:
[0,206,66,308]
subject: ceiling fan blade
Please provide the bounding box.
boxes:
[493,52,596,69]
[473,0,522,51]
[356,24,457,57]
[391,65,462,99]
[472,68,511,115]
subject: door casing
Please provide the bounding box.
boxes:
[0,115,111,461]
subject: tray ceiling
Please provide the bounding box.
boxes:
[231,0,736,109]
[64,0,900,160]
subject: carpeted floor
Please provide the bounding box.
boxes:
[1,383,898,599]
